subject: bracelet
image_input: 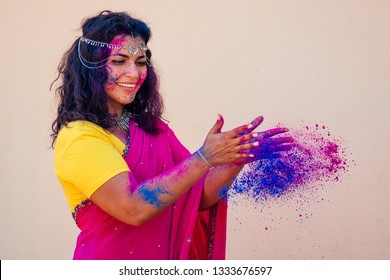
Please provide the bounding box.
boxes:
[197,149,212,168]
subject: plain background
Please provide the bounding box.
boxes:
[0,0,389,259]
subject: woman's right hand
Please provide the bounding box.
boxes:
[199,114,263,167]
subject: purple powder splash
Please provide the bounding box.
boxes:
[230,123,351,205]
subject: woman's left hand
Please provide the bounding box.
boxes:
[233,124,295,166]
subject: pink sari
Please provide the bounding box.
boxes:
[72,120,227,259]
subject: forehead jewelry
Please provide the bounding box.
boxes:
[127,36,148,57]
[78,37,121,69]
[78,36,150,69]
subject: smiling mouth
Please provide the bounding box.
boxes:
[116,82,136,88]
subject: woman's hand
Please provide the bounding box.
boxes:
[233,124,295,166]
[199,114,294,210]
[199,115,264,167]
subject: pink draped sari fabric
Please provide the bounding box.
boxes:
[73,120,227,260]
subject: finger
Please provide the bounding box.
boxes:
[239,150,284,162]
[238,116,264,136]
[246,115,264,133]
[272,144,295,152]
[237,131,260,143]
[228,123,253,138]
[235,152,255,159]
[232,152,256,166]
[235,140,260,152]
[265,136,294,145]
[257,143,295,154]
[260,127,289,139]
[208,114,224,135]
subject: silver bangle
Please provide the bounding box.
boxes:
[197,149,212,168]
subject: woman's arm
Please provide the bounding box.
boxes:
[91,153,209,226]
[200,163,243,210]
[91,115,256,226]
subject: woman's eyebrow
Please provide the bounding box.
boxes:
[112,53,130,58]
[111,54,146,60]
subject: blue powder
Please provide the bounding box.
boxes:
[138,184,169,208]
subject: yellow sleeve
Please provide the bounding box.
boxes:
[54,121,130,211]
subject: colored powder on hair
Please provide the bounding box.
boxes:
[230,123,351,205]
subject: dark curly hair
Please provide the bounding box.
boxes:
[51,10,164,146]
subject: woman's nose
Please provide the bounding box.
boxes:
[124,62,139,77]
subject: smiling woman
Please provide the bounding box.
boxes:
[51,10,293,260]
[104,35,148,111]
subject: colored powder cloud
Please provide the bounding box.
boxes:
[230,123,352,205]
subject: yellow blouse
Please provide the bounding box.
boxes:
[54,121,129,212]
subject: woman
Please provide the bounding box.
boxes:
[52,10,293,260]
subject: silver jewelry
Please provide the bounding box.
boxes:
[78,37,121,69]
[197,149,212,168]
[129,44,139,56]
[127,32,148,57]
[113,109,133,131]
[78,36,150,69]
[80,36,122,50]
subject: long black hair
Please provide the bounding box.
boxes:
[51,10,164,146]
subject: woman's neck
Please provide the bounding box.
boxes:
[107,101,124,116]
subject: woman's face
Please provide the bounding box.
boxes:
[104,35,148,113]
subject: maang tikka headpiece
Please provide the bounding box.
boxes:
[78,35,150,69]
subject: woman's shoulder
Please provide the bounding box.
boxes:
[55,121,109,148]
[59,120,106,136]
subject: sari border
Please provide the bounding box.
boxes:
[72,199,93,225]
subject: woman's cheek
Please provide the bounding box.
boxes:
[137,69,148,86]
[105,72,118,91]
[109,75,117,82]
[105,83,115,91]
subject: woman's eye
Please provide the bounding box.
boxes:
[136,61,147,66]
[111,60,125,65]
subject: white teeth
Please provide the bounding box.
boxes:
[117,83,136,88]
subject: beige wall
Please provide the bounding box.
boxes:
[1,0,389,259]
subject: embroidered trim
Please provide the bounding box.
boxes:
[207,205,218,259]
[72,199,93,225]
[122,134,131,158]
